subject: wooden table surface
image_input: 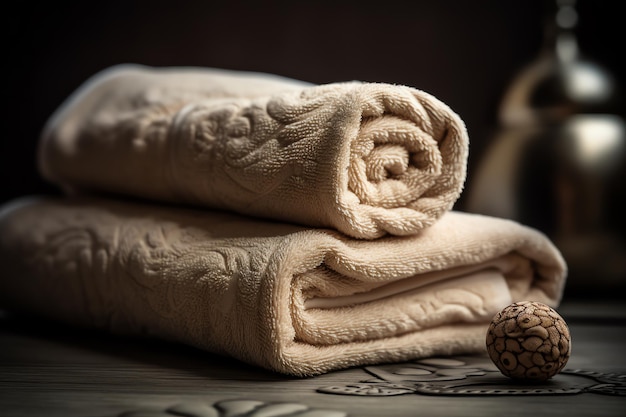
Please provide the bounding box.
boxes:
[1,300,625,417]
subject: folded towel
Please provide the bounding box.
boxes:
[38,64,469,239]
[0,196,567,376]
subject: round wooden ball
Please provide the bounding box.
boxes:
[486,301,571,381]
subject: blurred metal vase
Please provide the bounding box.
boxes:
[467,0,626,297]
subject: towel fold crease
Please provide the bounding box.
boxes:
[0,197,566,376]
[38,64,468,239]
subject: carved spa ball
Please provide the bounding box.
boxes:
[486,301,571,381]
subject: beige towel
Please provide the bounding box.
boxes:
[38,64,468,239]
[0,196,566,376]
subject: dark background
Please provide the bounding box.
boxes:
[4,0,624,205]
[3,0,625,296]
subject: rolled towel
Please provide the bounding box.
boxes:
[38,64,468,239]
[0,197,567,376]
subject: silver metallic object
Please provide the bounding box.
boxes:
[467,0,626,295]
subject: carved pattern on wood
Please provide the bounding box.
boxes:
[317,355,626,397]
[115,399,347,417]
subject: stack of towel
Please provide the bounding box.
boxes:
[0,65,566,376]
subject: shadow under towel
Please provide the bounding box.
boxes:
[0,197,566,377]
[38,64,468,239]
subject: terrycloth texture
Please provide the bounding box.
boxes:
[38,64,469,239]
[0,196,567,377]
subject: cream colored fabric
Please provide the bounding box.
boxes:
[38,64,468,239]
[0,196,566,377]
